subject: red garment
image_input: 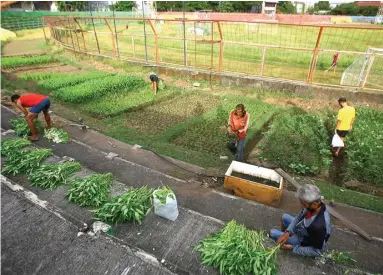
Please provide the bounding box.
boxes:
[331,53,339,67]
[228,110,250,140]
[19,94,47,107]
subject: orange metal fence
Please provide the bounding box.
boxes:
[44,16,383,90]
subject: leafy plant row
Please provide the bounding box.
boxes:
[1,55,55,68]
[38,72,109,91]
[10,118,42,137]
[54,74,146,103]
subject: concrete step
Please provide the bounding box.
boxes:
[2,106,382,274]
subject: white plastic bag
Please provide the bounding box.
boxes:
[332,134,344,147]
[153,190,179,221]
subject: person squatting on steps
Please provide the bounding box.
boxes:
[269,184,331,257]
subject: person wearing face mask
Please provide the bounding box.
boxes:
[269,184,331,257]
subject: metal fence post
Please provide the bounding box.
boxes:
[260,47,267,76]
[132,36,136,59]
[217,21,223,72]
[104,18,117,56]
[142,2,148,62]
[307,26,324,83]
[148,19,159,65]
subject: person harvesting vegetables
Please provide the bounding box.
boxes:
[226,104,250,162]
[334,97,356,157]
[269,184,331,257]
[149,72,159,95]
[11,93,52,141]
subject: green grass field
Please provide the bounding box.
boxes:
[61,20,383,88]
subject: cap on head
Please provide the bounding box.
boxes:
[296,184,322,203]
[11,94,20,103]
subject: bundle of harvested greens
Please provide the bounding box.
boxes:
[2,149,53,175]
[10,118,42,137]
[154,185,175,204]
[94,186,154,224]
[0,138,31,157]
[29,162,81,189]
[67,173,113,207]
[196,220,280,275]
[44,128,70,143]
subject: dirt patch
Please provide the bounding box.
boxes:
[2,38,47,56]
[125,93,220,133]
[78,60,125,74]
[263,97,338,111]
[14,64,83,76]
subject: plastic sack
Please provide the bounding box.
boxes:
[153,190,179,221]
[332,134,344,147]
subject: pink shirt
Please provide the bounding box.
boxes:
[228,110,250,139]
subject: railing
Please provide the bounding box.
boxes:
[43,16,383,91]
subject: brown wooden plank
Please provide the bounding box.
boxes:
[275,168,302,189]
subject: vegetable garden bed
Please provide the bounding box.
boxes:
[125,92,221,133]
[1,55,58,71]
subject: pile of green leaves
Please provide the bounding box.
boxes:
[54,75,146,103]
[196,220,280,275]
[38,73,108,91]
[44,127,70,143]
[18,72,62,81]
[67,173,113,207]
[10,118,43,137]
[324,250,357,266]
[94,186,154,224]
[257,109,331,175]
[2,149,53,175]
[154,186,175,204]
[345,108,383,186]
[0,138,31,156]
[1,55,55,69]
[29,162,81,189]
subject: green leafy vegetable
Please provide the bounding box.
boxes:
[196,220,280,275]
[2,149,53,175]
[10,118,42,137]
[29,162,81,189]
[67,173,113,207]
[38,73,108,91]
[0,138,31,156]
[94,186,154,224]
[18,72,63,81]
[1,55,55,69]
[44,127,70,143]
[154,185,175,204]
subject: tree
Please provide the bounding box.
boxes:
[329,2,377,16]
[316,1,331,11]
[110,1,135,11]
[156,1,262,13]
[57,1,87,11]
[277,1,296,14]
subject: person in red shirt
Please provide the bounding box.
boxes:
[226,104,250,162]
[11,93,52,141]
[325,52,340,73]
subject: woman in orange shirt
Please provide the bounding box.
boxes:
[227,104,250,162]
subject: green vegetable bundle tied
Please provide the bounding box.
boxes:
[94,186,154,225]
[154,185,175,204]
[0,138,31,157]
[2,149,53,175]
[10,118,42,137]
[67,173,113,207]
[29,162,81,189]
[44,127,70,143]
[196,220,280,275]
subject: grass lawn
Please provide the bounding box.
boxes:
[314,179,383,213]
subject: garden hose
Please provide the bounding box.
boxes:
[141,146,226,180]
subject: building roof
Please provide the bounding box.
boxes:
[355,1,382,7]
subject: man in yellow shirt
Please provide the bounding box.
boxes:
[335,98,356,157]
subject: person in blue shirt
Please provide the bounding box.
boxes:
[269,184,331,257]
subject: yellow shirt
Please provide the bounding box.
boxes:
[337,106,355,131]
